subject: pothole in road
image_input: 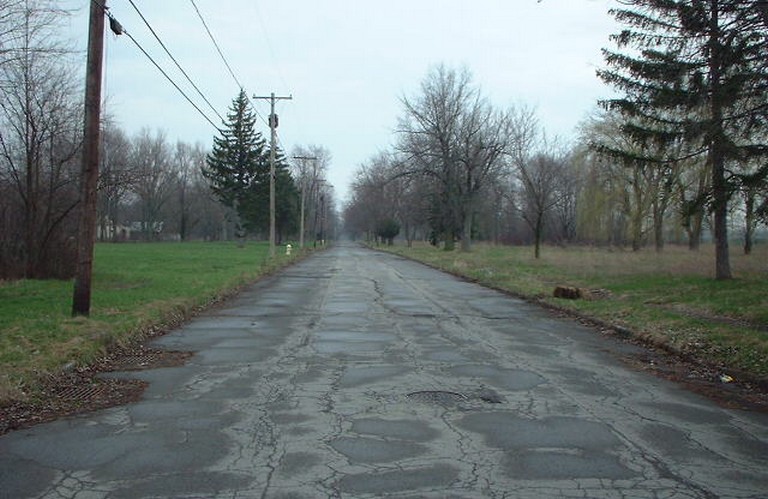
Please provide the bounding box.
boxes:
[406,389,504,407]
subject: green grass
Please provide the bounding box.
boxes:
[0,241,304,402]
[380,242,768,379]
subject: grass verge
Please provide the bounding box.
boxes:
[0,241,306,404]
[378,242,768,381]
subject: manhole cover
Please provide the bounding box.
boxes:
[406,388,505,407]
[407,390,468,406]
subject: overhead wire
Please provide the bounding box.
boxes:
[126,0,224,123]
[253,1,289,92]
[251,2,297,156]
[94,2,221,131]
[188,0,270,128]
[188,0,243,91]
[92,0,285,139]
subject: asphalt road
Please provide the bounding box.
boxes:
[1,243,767,498]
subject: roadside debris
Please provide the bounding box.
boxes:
[720,374,735,384]
[553,286,611,300]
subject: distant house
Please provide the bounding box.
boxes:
[97,219,133,241]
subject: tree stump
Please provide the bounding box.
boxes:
[553,286,584,300]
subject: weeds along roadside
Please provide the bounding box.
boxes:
[0,241,314,404]
[375,242,768,383]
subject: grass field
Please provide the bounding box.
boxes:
[380,242,768,380]
[3,241,766,406]
[0,241,302,403]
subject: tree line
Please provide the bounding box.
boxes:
[0,2,336,280]
[344,0,768,279]
[202,89,337,247]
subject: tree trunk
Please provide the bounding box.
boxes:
[686,209,703,251]
[179,185,188,241]
[404,219,412,248]
[460,210,472,252]
[630,211,643,251]
[444,230,455,251]
[744,192,754,255]
[653,201,664,252]
[534,213,543,259]
[709,0,732,280]
[712,173,731,279]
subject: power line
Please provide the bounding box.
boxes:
[188,0,243,90]
[100,6,220,132]
[126,0,224,123]
[253,1,289,91]
[188,0,270,128]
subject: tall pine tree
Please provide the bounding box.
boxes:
[597,0,768,279]
[237,147,299,243]
[202,89,269,235]
[274,150,300,244]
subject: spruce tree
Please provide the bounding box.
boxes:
[237,146,299,240]
[202,89,269,234]
[274,150,300,244]
[597,0,768,279]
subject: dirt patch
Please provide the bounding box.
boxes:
[499,291,768,412]
[0,346,193,436]
[620,347,768,412]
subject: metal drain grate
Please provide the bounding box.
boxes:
[108,350,193,371]
[58,383,109,401]
[56,378,147,403]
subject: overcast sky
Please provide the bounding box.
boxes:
[63,0,620,204]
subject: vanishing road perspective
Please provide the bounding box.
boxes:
[1,243,767,498]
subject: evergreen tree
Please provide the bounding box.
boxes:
[597,0,768,279]
[274,150,300,243]
[238,147,299,242]
[202,89,269,234]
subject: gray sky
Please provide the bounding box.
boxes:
[64,0,619,204]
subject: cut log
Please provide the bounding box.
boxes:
[553,286,583,300]
[553,286,612,301]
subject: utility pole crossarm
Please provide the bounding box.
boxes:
[253,92,292,257]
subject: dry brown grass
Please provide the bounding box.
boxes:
[383,241,768,378]
[534,244,767,279]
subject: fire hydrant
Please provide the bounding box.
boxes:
[285,243,292,256]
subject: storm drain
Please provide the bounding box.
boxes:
[406,389,504,407]
[58,383,112,401]
[106,349,193,372]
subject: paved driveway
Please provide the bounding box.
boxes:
[1,243,767,498]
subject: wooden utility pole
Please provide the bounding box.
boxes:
[253,92,292,257]
[292,155,317,249]
[72,0,106,316]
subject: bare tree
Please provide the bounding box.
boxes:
[345,154,391,242]
[130,129,175,240]
[291,144,330,248]
[0,0,80,278]
[398,65,509,251]
[676,159,709,251]
[517,151,564,259]
[97,120,134,241]
[551,153,582,244]
[0,0,30,66]
[172,141,208,241]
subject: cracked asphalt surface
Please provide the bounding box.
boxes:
[1,243,767,498]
